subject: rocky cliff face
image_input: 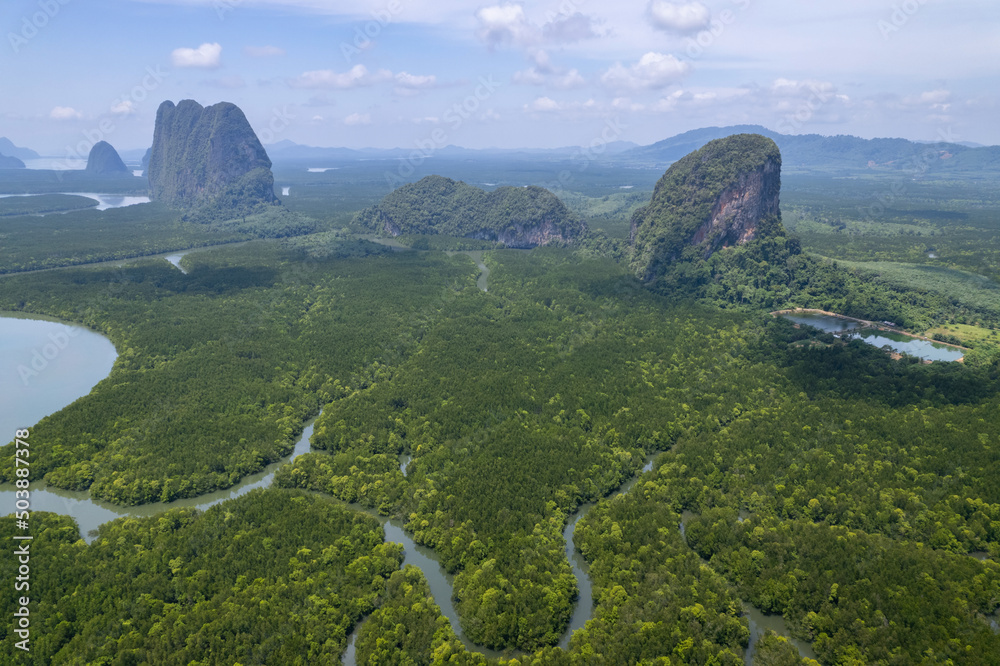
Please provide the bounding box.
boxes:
[85,141,129,174]
[629,134,782,282]
[688,158,780,252]
[465,220,571,249]
[147,100,277,213]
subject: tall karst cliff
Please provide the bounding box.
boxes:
[629,134,784,283]
[147,100,278,215]
[356,175,586,248]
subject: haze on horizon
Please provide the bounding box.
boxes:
[2,0,997,157]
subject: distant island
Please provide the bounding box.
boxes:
[85,141,129,175]
[0,153,25,169]
[357,175,586,248]
[0,137,40,161]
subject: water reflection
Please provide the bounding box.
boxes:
[780,312,964,362]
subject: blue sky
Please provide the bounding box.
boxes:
[2,0,998,156]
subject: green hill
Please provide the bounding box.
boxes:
[85,141,129,175]
[356,175,586,248]
[630,133,786,283]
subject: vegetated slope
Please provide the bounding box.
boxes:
[85,141,129,174]
[356,174,586,248]
[147,99,279,216]
[629,133,785,282]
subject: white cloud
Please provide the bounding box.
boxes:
[288,65,392,89]
[768,79,847,111]
[647,1,710,33]
[612,97,646,112]
[395,72,437,90]
[542,12,601,43]
[481,109,501,121]
[513,68,546,86]
[919,90,951,104]
[172,42,223,68]
[110,100,136,116]
[523,97,599,115]
[344,112,372,125]
[476,5,603,50]
[50,106,82,120]
[311,115,324,123]
[514,67,585,89]
[391,71,439,96]
[904,89,952,111]
[513,49,585,89]
[527,96,562,112]
[653,90,686,111]
[244,45,285,57]
[600,52,690,90]
[476,3,538,48]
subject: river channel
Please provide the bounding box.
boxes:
[5,263,824,661]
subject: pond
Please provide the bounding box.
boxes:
[781,312,963,362]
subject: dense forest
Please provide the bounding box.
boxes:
[2,155,1000,663]
[0,489,403,664]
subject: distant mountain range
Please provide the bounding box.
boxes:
[263,127,1000,177]
[263,139,639,162]
[615,125,1000,176]
[4,127,998,178]
[0,137,40,161]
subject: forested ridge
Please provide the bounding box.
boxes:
[355,175,586,245]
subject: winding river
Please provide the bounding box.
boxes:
[4,270,824,661]
[0,309,667,660]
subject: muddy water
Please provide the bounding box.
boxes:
[559,453,657,649]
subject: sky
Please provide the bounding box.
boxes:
[2,0,998,157]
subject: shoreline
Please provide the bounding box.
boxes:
[771,308,971,352]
